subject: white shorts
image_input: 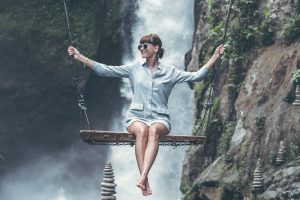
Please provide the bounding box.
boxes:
[126,118,171,131]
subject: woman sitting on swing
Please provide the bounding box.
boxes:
[68,33,226,196]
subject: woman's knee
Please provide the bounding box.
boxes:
[148,128,160,141]
[128,122,149,138]
[135,127,149,139]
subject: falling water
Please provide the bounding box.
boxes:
[110,0,195,199]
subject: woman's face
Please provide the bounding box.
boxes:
[138,43,159,59]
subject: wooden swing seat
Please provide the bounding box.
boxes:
[80,130,206,146]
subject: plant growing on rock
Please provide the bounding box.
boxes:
[219,121,237,153]
[292,69,300,85]
[282,15,300,44]
[255,113,266,130]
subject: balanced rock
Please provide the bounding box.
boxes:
[276,140,286,165]
[293,85,300,105]
[252,158,264,192]
[101,162,117,200]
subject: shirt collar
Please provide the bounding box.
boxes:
[142,61,163,70]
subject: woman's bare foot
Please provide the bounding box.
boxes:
[142,179,152,196]
[136,174,147,190]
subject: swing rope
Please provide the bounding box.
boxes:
[63,0,91,130]
[195,0,233,135]
[61,0,232,143]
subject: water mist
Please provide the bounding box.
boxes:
[110,0,195,199]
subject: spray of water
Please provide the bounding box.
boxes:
[111,0,195,199]
[0,1,194,199]
[0,142,107,200]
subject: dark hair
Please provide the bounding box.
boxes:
[140,33,164,59]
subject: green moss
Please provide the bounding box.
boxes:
[252,194,264,200]
[255,113,266,130]
[282,15,300,45]
[180,184,192,195]
[269,149,277,164]
[219,121,237,153]
[211,96,221,114]
[206,0,222,26]
[221,182,243,200]
[194,82,205,98]
[292,69,300,84]
[257,9,275,46]
[208,22,225,42]
[193,95,221,136]
[288,143,300,161]
[238,137,251,180]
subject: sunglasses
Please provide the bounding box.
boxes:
[138,43,152,50]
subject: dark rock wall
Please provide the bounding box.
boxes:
[182,0,300,199]
[0,0,136,198]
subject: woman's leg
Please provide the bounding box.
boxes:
[137,122,169,194]
[127,121,152,195]
[127,121,149,175]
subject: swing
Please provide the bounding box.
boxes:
[63,0,232,147]
[80,130,206,146]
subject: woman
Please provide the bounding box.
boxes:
[68,33,226,196]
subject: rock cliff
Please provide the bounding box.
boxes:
[181,0,300,199]
[0,0,135,198]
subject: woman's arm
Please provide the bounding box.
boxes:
[67,46,132,78]
[173,44,227,83]
[68,46,95,69]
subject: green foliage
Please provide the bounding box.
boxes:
[227,83,238,101]
[219,121,237,153]
[208,22,225,42]
[193,97,221,136]
[0,0,99,71]
[238,137,251,179]
[255,113,266,130]
[211,96,221,114]
[232,0,259,47]
[253,143,260,158]
[257,9,275,46]
[204,0,275,64]
[194,82,205,97]
[288,142,300,161]
[206,0,222,26]
[269,149,277,164]
[221,182,243,200]
[292,69,300,84]
[252,194,264,200]
[180,184,192,195]
[282,15,300,44]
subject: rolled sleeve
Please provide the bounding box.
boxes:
[173,65,209,83]
[92,62,132,78]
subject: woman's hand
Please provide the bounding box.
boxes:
[205,44,228,69]
[68,46,94,68]
[213,44,227,59]
[68,46,81,60]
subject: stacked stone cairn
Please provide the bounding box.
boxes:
[252,158,264,192]
[101,162,117,200]
[276,140,286,165]
[293,85,300,105]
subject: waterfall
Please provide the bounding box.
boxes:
[110,0,195,199]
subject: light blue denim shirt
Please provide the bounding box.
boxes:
[92,61,209,130]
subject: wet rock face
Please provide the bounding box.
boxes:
[0,0,136,178]
[0,0,101,175]
[181,0,300,199]
[263,159,300,200]
[264,0,299,21]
